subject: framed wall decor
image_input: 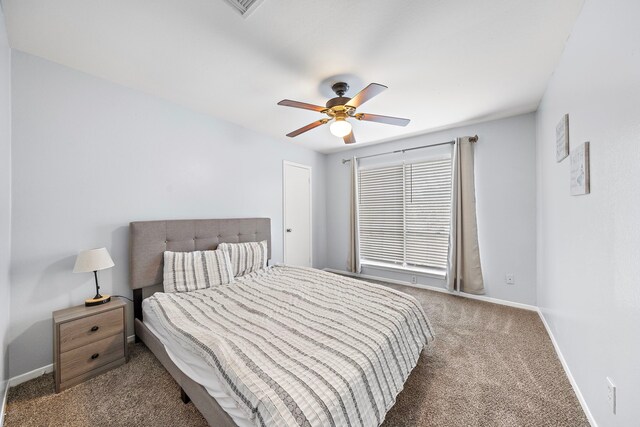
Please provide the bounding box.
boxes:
[570,141,590,195]
[556,113,569,162]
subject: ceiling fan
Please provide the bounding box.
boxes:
[277,82,410,144]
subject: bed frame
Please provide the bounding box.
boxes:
[130,218,272,427]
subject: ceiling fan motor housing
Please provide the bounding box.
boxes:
[325,96,352,109]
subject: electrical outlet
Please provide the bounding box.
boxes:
[505,273,515,285]
[607,377,616,414]
[411,276,417,284]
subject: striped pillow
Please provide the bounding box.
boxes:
[217,241,267,277]
[163,250,234,293]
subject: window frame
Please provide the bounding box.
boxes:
[357,155,453,275]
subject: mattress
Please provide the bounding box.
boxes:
[145,266,434,427]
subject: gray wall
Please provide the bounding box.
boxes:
[0,5,11,388]
[9,51,327,377]
[326,114,537,305]
[536,0,640,425]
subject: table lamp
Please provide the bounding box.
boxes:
[73,247,115,306]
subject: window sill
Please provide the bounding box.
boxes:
[360,260,446,279]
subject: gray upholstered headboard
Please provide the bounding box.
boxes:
[129,218,271,321]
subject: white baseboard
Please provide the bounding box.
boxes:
[1,379,8,427]
[324,268,538,312]
[452,290,538,312]
[7,364,53,389]
[537,309,597,427]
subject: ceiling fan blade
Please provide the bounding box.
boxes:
[278,99,326,112]
[345,83,387,108]
[356,113,410,127]
[343,131,356,144]
[286,119,329,138]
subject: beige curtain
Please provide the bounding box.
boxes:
[446,137,484,294]
[347,157,361,273]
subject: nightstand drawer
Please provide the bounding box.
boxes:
[60,333,125,383]
[59,307,123,352]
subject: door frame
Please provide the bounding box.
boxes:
[283,160,313,266]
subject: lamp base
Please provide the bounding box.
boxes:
[85,295,111,307]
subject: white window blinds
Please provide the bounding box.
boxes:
[359,165,405,265]
[358,157,453,271]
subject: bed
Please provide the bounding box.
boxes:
[130,218,433,427]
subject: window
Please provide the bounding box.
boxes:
[358,157,452,272]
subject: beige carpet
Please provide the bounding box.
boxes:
[5,282,589,426]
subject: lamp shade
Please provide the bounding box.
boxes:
[73,248,115,273]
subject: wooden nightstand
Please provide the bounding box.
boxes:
[53,298,127,392]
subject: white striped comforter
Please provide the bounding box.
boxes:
[146,266,434,427]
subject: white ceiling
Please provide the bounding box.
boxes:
[2,0,584,153]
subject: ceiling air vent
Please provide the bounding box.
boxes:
[222,0,265,16]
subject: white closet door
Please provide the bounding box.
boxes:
[283,161,312,267]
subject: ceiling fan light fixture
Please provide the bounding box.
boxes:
[330,119,352,138]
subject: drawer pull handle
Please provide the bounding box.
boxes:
[90,326,99,332]
[91,353,100,360]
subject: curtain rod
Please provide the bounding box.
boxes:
[341,135,478,164]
